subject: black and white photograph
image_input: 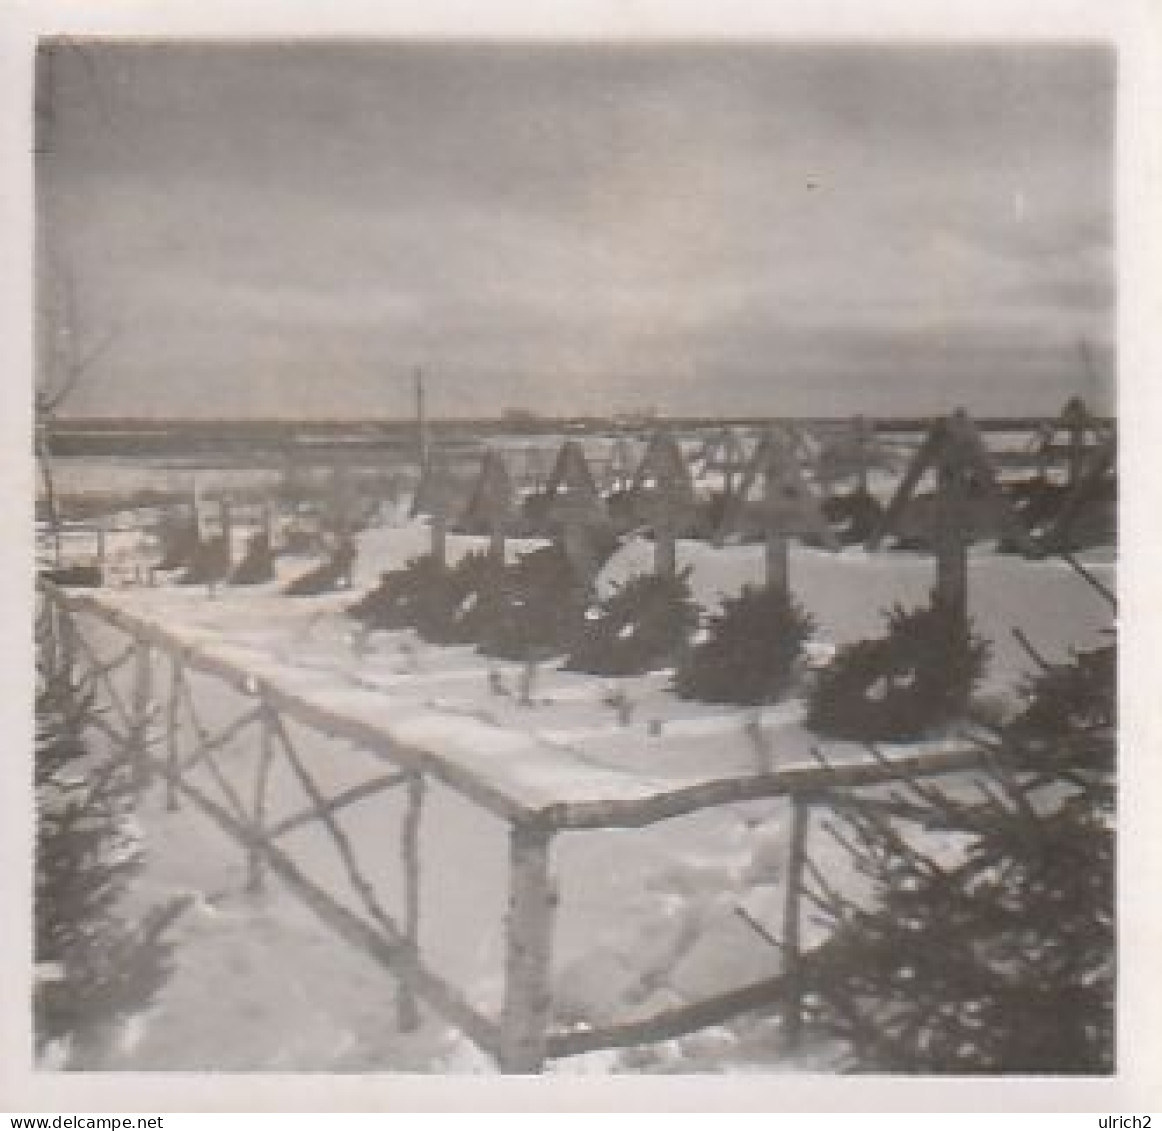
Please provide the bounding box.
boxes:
[7,0,1162,1112]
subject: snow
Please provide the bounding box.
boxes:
[52,511,1115,1073]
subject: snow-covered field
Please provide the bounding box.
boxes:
[53,511,1114,1073]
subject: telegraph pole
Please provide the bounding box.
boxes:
[415,367,430,473]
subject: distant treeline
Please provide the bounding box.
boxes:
[46,413,1102,462]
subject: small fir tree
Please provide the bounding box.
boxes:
[34,640,175,1063]
[283,535,357,595]
[347,551,498,641]
[471,543,588,660]
[797,634,1114,1073]
[806,597,990,741]
[565,569,701,676]
[821,488,885,545]
[673,585,816,704]
[228,530,276,585]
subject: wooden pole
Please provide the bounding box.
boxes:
[431,514,447,569]
[489,524,506,566]
[765,530,789,597]
[654,520,676,578]
[782,796,809,1050]
[38,590,58,676]
[415,368,429,473]
[165,658,182,811]
[760,463,791,597]
[1067,402,1086,487]
[934,464,969,627]
[518,653,538,707]
[35,419,65,569]
[45,591,67,676]
[856,417,871,497]
[59,597,76,677]
[247,703,277,894]
[397,771,425,1031]
[561,522,596,584]
[129,639,153,792]
[499,822,557,1073]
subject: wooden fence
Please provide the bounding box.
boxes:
[37,577,989,1072]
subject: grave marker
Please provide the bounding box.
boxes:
[607,436,639,494]
[817,415,893,495]
[869,409,1037,624]
[522,446,555,494]
[1035,396,1110,487]
[208,498,233,591]
[1040,432,1116,553]
[628,431,697,577]
[156,491,200,573]
[542,441,610,582]
[716,426,838,596]
[696,427,749,495]
[462,448,520,564]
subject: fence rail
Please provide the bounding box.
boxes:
[37,577,988,1072]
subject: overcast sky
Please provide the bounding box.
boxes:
[37,42,1114,419]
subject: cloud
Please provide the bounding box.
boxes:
[41,42,1114,418]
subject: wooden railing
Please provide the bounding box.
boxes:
[37,578,988,1072]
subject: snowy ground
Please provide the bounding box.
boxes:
[51,510,1114,1073]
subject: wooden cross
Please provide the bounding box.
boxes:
[522,446,554,494]
[627,430,697,577]
[716,425,838,597]
[869,409,1037,625]
[156,492,200,573]
[207,497,233,590]
[1039,432,1116,553]
[542,440,610,583]
[696,427,749,496]
[608,436,639,494]
[818,415,890,495]
[851,415,874,496]
[462,449,520,565]
[1036,396,1109,487]
[784,421,821,467]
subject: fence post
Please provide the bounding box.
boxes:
[58,598,77,678]
[430,515,447,568]
[37,590,58,677]
[129,639,153,791]
[654,520,677,578]
[765,531,790,596]
[782,795,810,1050]
[247,701,277,894]
[165,658,182,811]
[498,821,557,1073]
[396,771,425,1031]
